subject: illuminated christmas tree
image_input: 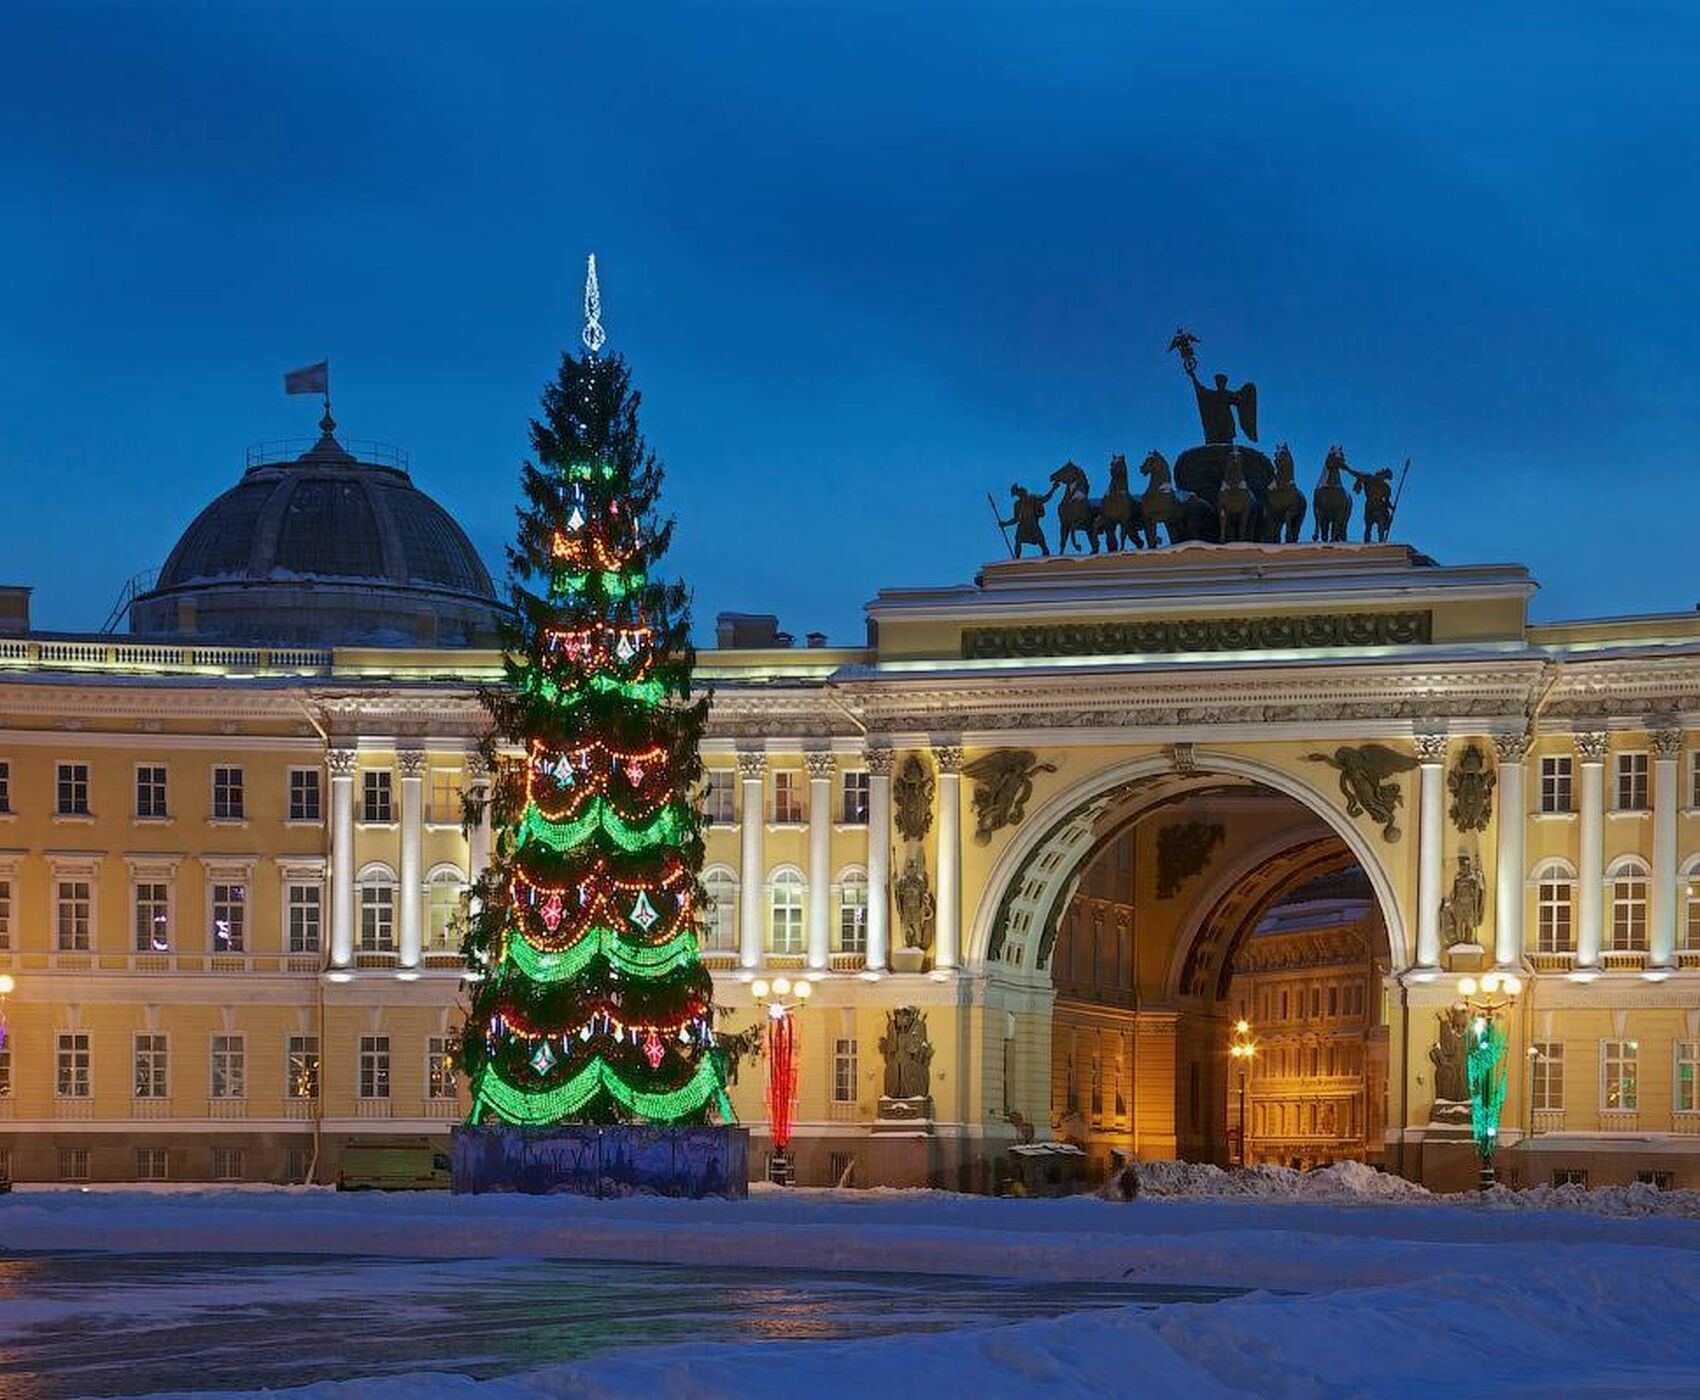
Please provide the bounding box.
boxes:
[460,257,731,1126]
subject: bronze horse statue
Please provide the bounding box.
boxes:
[1049,461,1101,553]
[1311,445,1353,543]
[1216,447,1255,543]
[1097,454,1140,551]
[1262,442,1307,543]
[1136,451,1214,547]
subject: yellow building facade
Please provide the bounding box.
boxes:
[4,525,1700,1190]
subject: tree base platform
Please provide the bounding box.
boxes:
[451,1123,749,1199]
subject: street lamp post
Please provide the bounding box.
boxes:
[1455,970,1522,1189]
[750,976,812,1185]
[1229,1018,1256,1167]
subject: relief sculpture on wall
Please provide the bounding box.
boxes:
[962,749,1058,845]
[1304,743,1421,842]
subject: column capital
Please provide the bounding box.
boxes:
[865,746,895,777]
[465,752,491,783]
[1492,732,1531,763]
[1651,728,1685,760]
[398,749,428,779]
[736,750,768,779]
[1574,730,1610,762]
[328,747,358,777]
[804,750,838,780]
[1414,733,1449,764]
[932,744,964,774]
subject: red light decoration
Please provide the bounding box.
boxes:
[766,1012,799,1154]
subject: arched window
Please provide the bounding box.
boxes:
[357,864,397,954]
[835,868,867,954]
[700,867,737,953]
[1532,859,1575,954]
[1681,857,1700,952]
[1608,857,1650,952]
[768,868,805,955]
[426,866,466,953]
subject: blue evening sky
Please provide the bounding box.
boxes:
[3,3,1696,640]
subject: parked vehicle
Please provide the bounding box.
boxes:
[336,1139,451,1191]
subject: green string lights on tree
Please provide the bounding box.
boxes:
[460,255,731,1127]
[1465,1015,1508,1161]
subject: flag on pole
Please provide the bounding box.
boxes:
[284,361,329,396]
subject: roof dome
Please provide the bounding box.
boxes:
[130,421,504,648]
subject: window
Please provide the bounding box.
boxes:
[287,1035,320,1099]
[136,1147,169,1182]
[210,1035,245,1099]
[1692,751,1700,810]
[136,765,168,818]
[360,881,396,953]
[134,882,170,952]
[362,770,393,823]
[289,768,322,822]
[1602,1039,1638,1111]
[287,883,322,955]
[59,1147,90,1182]
[1614,752,1649,812]
[1539,756,1572,814]
[841,770,870,825]
[211,883,246,952]
[428,768,460,824]
[134,1033,168,1098]
[1531,1041,1563,1111]
[427,872,464,953]
[1636,1169,1675,1191]
[1685,868,1700,951]
[1536,870,1574,953]
[57,1032,91,1097]
[703,770,735,825]
[212,1146,245,1182]
[427,1036,457,1099]
[1608,861,1649,952]
[772,770,803,824]
[56,762,90,816]
[701,869,737,952]
[212,766,245,820]
[836,872,868,954]
[768,870,805,954]
[0,1042,10,1097]
[56,880,92,951]
[359,1035,391,1099]
[1553,1167,1588,1187]
[832,1038,857,1103]
[1678,1042,1699,1114]
[0,759,9,813]
[0,877,11,950]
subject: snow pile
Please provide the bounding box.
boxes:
[1107,1157,1430,1203]
[1105,1159,1700,1217]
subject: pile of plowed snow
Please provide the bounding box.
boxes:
[1103,1158,1700,1215]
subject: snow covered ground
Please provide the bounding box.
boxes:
[5,1178,1700,1398]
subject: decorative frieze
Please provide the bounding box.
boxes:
[960,610,1432,660]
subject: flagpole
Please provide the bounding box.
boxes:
[322,358,333,433]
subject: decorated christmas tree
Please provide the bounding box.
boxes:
[460,257,731,1127]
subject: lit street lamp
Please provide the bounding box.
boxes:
[750,976,812,1185]
[1455,971,1522,1188]
[1229,1018,1256,1167]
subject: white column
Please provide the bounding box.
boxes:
[805,752,834,972]
[1415,734,1448,970]
[738,752,766,970]
[329,748,356,968]
[1493,734,1528,969]
[1651,729,1683,970]
[398,750,425,969]
[933,744,963,971]
[865,748,893,973]
[1576,732,1607,971]
[465,755,492,889]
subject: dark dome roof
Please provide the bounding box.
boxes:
[131,425,503,648]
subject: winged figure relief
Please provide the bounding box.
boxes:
[1304,743,1421,842]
